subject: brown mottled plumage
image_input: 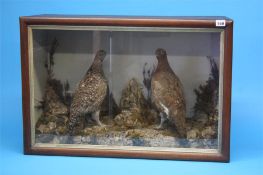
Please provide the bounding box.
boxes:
[68,50,107,135]
[151,48,186,137]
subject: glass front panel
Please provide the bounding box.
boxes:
[30,26,223,152]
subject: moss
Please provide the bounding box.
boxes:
[125,129,145,138]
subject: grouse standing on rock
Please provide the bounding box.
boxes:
[68,50,107,135]
[151,48,186,137]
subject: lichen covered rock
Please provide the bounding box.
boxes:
[187,128,200,139]
[120,78,147,110]
[43,84,69,117]
[201,126,216,139]
[114,108,146,128]
[115,79,159,128]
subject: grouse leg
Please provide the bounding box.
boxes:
[92,111,105,126]
[156,112,167,129]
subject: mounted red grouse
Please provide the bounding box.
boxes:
[151,48,187,137]
[68,50,107,135]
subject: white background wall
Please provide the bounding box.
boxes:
[33,29,220,118]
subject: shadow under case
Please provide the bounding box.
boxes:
[20,15,233,162]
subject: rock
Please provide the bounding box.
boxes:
[43,126,51,134]
[132,138,148,146]
[35,80,70,136]
[115,78,159,129]
[202,139,218,149]
[81,132,134,146]
[43,84,69,117]
[114,110,132,125]
[51,136,69,144]
[201,126,216,139]
[72,136,82,144]
[114,109,146,128]
[37,124,46,134]
[35,134,54,143]
[36,115,69,135]
[83,127,93,135]
[188,139,203,148]
[188,139,198,148]
[78,127,182,147]
[55,126,67,135]
[119,78,147,110]
[114,108,155,128]
[36,122,56,134]
[48,122,56,130]
[80,129,183,147]
[187,129,200,139]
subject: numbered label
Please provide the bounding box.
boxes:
[216,20,226,27]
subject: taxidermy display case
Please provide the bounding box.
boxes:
[20,15,233,162]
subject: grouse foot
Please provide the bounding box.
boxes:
[155,112,167,130]
[92,110,105,127]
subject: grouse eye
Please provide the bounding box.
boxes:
[160,49,166,55]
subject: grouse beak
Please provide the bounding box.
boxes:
[96,50,107,62]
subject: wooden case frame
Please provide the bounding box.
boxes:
[20,15,233,162]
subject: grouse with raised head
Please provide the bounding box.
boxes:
[151,48,186,137]
[68,50,107,135]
